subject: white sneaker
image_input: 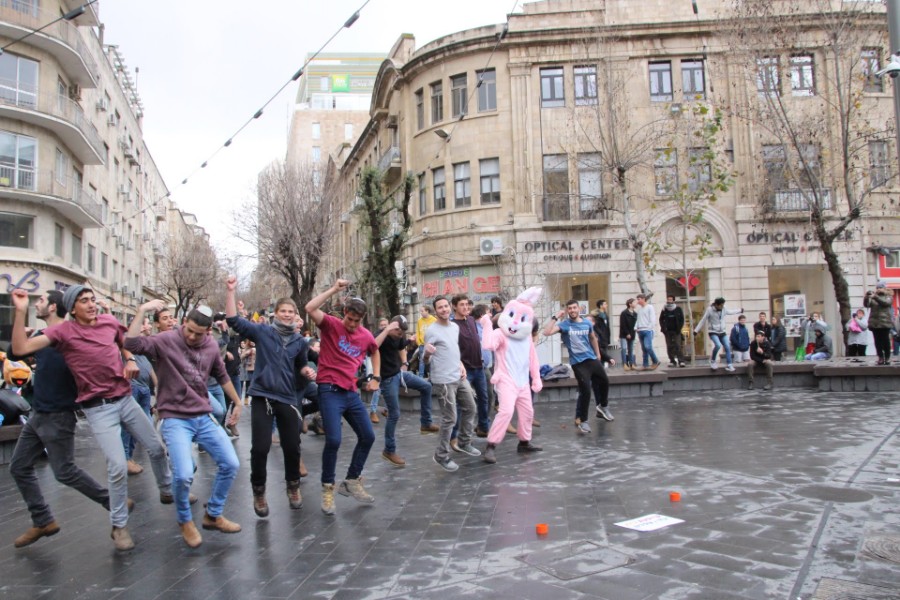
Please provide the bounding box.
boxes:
[725,364,736,372]
[709,359,718,370]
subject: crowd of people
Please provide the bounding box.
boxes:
[3,278,897,551]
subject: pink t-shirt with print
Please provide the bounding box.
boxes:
[316,313,377,391]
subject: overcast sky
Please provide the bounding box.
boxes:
[99,0,521,270]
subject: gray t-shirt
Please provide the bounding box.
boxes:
[424,320,461,384]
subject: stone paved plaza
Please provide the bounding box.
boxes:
[0,386,899,599]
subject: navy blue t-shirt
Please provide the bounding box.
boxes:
[30,330,78,412]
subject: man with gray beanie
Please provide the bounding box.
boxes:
[11,285,173,551]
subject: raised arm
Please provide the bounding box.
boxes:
[128,299,166,338]
[305,279,349,326]
[10,289,51,356]
[542,309,565,337]
[225,274,238,317]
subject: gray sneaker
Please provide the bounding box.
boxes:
[596,406,614,421]
[456,443,481,457]
[725,364,736,372]
[337,478,374,503]
[433,454,459,472]
[577,421,592,434]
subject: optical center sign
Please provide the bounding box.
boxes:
[524,238,631,262]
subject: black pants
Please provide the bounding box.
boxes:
[848,344,867,357]
[572,359,609,422]
[250,397,301,487]
[871,328,892,361]
[663,330,684,363]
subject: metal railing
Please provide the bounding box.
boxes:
[542,195,611,222]
[378,145,401,172]
[0,165,102,223]
[772,188,833,211]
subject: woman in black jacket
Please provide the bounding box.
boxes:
[769,316,788,361]
[619,298,638,370]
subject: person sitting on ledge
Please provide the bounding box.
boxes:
[805,325,833,361]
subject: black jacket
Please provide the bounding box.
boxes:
[592,312,611,347]
[619,309,637,340]
[659,306,685,333]
[749,339,773,362]
[770,325,787,353]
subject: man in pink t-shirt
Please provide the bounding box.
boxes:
[11,286,173,552]
[305,279,380,515]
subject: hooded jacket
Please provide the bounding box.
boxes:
[864,289,894,329]
[694,305,742,335]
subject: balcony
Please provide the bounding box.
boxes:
[542,194,611,228]
[378,145,401,179]
[0,166,103,227]
[0,83,105,164]
[0,2,99,86]
[770,189,833,212]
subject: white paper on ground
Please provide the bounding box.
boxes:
[615,514,684,532]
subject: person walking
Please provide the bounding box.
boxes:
[846,309,869,358]
[659,295,686,367]
[635,294,661,370]
[864,281,894,365]
[619,298,637,370]
[694,297,742,371]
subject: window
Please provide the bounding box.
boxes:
[415,89,425,129]
[311,146,321,163]
[790,55,815,96]
[682,59,705,100]
[577,153,602,218]
[869,140,890,188]
[0,212,32,248]
[479,158,500,204]
[797,144,821,189]
[57,77,67,112]
[0,52,38,107]
[451,74,467,118]
[862,48,883,93]
[71,234,82,266]
[54,223,64,257]
[102,197,109,224]
[477,69,496,112]
[430,81,443,124]
[311,123,321,139]
[574,66,598,105]
[0,131,36,190]
[762,144,787,191]
[101,252,108,279]
[542,154,569,220]
[344,123,353,140]
[649,61,673,102]
[756,57,780,96]
[87,244,96,273]
[418,174,427,216]
[454,162,471,208]
[113,259,118,282]
[687,148,712,193]
[433,167,446,211]
[540,67,565,107]
[654,149,677,195]
[55,148,68,185]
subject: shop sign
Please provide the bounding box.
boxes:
[523,237,630,262]
[422,267,500,301]
[0,268,41,293]
[745,229,852,254]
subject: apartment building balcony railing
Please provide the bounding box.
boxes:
[0,82,105,164]
[0,1,99,86]
[770,188,833,213]
[378,145,401,179]
[542,194,611,227]
[0,165,103,227]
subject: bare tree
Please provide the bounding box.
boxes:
[233,160,338,320]
[727,0,892,348]
[158,232,221,319]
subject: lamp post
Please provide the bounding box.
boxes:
[886,0,900,166]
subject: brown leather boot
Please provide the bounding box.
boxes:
[201,512,241,533]
[14,521,60,548]
[252,485,269,517]
[286,481,303,509]
[179,521,202,548]
[111,526,135,551]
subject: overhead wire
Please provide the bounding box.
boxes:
[0,0,98,54]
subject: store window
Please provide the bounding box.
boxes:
[665,270,708,358]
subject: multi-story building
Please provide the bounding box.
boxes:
[0,1,212,341]
[332,0,899,361]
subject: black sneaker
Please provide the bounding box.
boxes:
[596,406,614,421]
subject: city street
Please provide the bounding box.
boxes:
[0,387,898,599]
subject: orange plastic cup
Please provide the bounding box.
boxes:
[669,491,682,502]
[535,523,549,535]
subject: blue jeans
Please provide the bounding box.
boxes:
[122,382,152,460]
[620,337,635,366]
[207,384,226,424]
[379,374,402,454]
[82,396,172,527]
[399,370,434,426]
[416,345,427,377]
[637,330,659,367]
[160,415,239,524]
[452,368,490,438]
[805,352,830,361]
[369,389,381,413]
[317,384,375,485]
[709,332,732,365]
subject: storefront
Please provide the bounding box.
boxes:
[420,265,502,307]
[0,264,81,347]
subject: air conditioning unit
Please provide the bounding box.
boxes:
[120,284,128,294]
[115,235,124,246]
[479,236,503,256]
[111,283,119,292]
[118,185,128,195]
[125,241,134,251]
[68,84,82,101]
[96,98,108,112]
[107,114,118,126]
[142,233,152,242]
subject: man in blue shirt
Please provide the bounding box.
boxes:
[543,299,616,433]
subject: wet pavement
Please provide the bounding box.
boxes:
[0,387,898,599]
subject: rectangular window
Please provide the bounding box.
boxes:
[477,69,496,112]
[687,148,712,193]
[430,81,444,124]
[55,148,68,185]
[798,144,821,189]
[344,123,353,140]
[577,153,602,218]
[311,123,321,139]
[649,61,673,102]
[654,149,677,195]
[682,59,706,100]
[0,131,36,190]
[756,57,780,96]
[0,212,32,248]
[418,174,427,215]
[101,252,108,279]
[311,146,321,163]
[454,162,471,208]
[87,244,96,273]
[540,67,565,107]
[451,73,467,117]
[54,223,64,257]
[762,144,787,191]
[869,140,890,188]
[479,158,500,204]
[790,54,815,96]
[415,89,425,129]
[433,167,446,211]
[0,52,38,107]
[862,48,884,93]
[71,233,82,266]
[574,66,598,105]
[542,154,569,220]
[102,197,109,224]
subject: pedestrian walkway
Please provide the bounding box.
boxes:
[0,388,898,599]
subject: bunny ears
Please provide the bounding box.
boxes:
[515,287,542,307]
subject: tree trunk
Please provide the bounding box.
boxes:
[617,169,652,297]
[820,237,852,352]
